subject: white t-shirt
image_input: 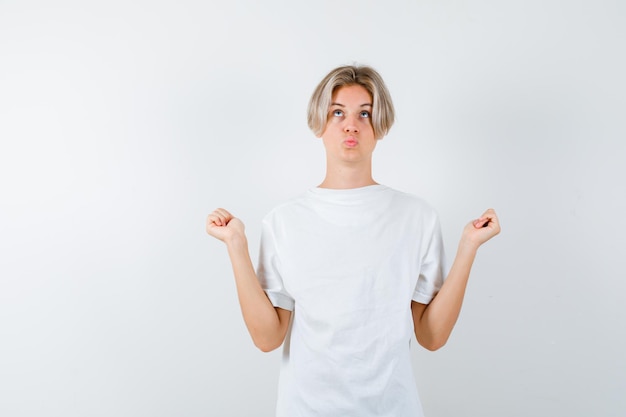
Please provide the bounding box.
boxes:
[257,185,446,417]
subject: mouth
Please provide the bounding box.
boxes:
[344,137,358,148]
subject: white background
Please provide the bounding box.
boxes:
[1,1,625,416]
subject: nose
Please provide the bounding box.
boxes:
[343,114,359,133]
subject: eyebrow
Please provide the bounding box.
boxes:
[330,102,373,107]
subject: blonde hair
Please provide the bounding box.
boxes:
[307,65,395,139]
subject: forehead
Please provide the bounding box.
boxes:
[331,84,372,104]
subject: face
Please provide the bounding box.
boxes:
[320,84,377,165]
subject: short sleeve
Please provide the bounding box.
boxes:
[412,214,446,304]
[257,218,295,311]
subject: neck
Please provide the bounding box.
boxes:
[318,161,377,189]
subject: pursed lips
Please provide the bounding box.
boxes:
[344,136,359,148]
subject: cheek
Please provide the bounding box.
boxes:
[323,118,343,134]
[319,122,336,139]
[359,118,374,130]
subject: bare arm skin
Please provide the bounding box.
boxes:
[206,208,292,352]
[411,208,501,351]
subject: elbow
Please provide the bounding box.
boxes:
[252,336,283,353]
[421,340,445,352]
[255,342,280,353]
[417,335,448,352]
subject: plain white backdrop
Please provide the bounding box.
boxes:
[1,1,625,416]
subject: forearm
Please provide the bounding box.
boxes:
[225,235,288,352]
[416,243,478,350]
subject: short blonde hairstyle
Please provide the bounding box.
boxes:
[307,65,395,139]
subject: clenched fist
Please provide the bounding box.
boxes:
[461,208,501,249]
[206,208,246,244]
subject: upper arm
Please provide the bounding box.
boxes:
[276,306,292,340]
[410,301,429,346]
[411,301,427,327]
[254,306,292,353]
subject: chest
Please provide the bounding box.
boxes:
[275,214,423,316]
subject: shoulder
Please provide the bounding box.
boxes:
[384,187,439,221]
[261,192,310,225]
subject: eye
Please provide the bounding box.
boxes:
[360,111,371,118]
[332,109,344,117]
